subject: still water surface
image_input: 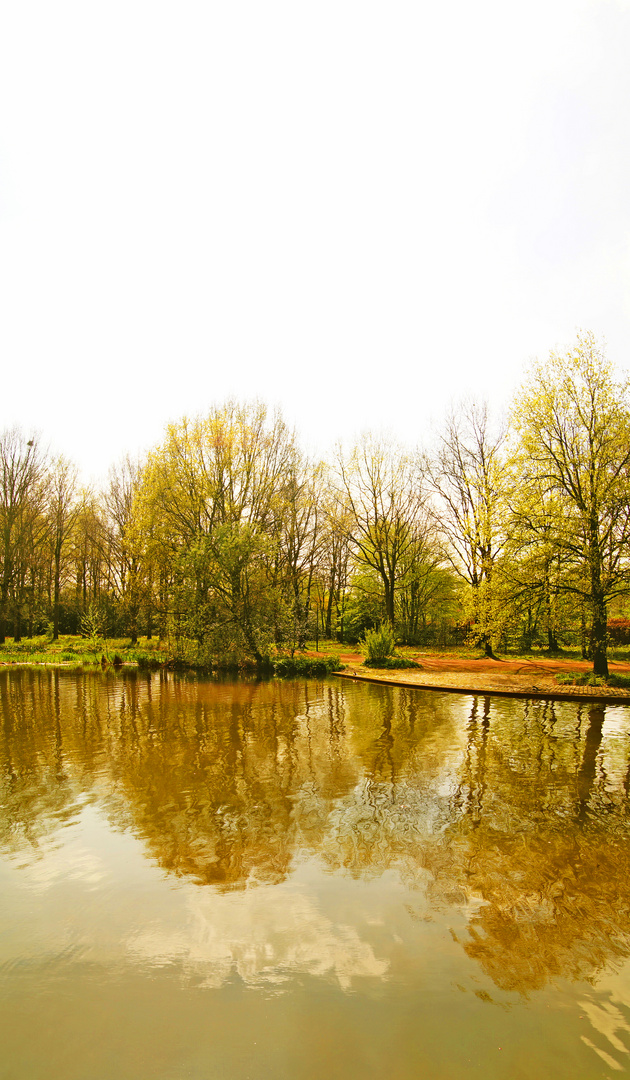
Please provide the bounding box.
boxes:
[2,670,630,1078]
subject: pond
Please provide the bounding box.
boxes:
[1,669,630,1079]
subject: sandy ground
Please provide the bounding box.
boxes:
[324,650,630,703]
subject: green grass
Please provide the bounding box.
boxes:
[555,671,607,687]
[305,638,579,662]
[0,636,340,676]
[4,633,630,680]
[607,673,630,687]
[304,639,356,656]
[305,638,630,663]
[0,634,168,669]
[554,671,630,688]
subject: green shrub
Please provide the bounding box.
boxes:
[273,655,342,678]
[555,672,607,687]
[360,624,395,663]
[80,605,107,651]
[362,656,421,670]
[602,673,630,688]
[132,651,165,671]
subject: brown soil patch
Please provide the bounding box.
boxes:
[310,650,630,703]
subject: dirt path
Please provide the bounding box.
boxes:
[319,650,630,703]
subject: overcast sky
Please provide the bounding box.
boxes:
[1,0,629,484]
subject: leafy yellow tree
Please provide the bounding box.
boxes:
[137,401,299,665]
[396,551,460,645]
[512,332,630,676]
[501,470,577,653]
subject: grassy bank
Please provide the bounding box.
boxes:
[0,635,342,677]
[0,635,166,670]
[304,638,630,663]
[3,633,630,684]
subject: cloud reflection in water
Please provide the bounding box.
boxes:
[127,878,389,991]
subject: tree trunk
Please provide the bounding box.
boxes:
[0,583,8,644]
[325,568,336,638]
[580,603,591,659]
[544,568,557,652]
[293,581,304,650]
[591,592,608,677]
[383,576,395,626]
[53,549,61,641]
[589,522,608,676]
[28,569,35,638]
[128,583,139,644]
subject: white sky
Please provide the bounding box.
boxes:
[1,0,630,485]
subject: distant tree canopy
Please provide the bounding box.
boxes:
[2,333,630,672]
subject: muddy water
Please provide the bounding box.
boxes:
[1,669,630,1079]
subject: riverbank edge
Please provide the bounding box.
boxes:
[3,657,630,704]
[0,655,342,678]
[332,668,630,704]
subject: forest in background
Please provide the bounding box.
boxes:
[2,331,630,676]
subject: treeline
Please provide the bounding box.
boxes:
[2,331,630,674]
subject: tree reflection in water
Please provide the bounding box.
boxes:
[453,699,630,994]
[1,669,630,997]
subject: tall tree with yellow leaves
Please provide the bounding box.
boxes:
[512,332,630,676]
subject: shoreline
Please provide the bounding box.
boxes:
[3,652,630,705]
[331,657,630,705]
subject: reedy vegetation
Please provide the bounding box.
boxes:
[2,333,630,674]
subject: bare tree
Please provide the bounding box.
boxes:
[71,495,108,615]
[105,456,145,643]
[429,402,506,657]
[335,434,429,627]
[318,479,353,640]
[47,455,81,639]
[276,456,325,649]
[0,429,47,642]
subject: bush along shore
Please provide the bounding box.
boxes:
[362,656,421,670]
[359,625,421,670]
[0,635,343,678]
